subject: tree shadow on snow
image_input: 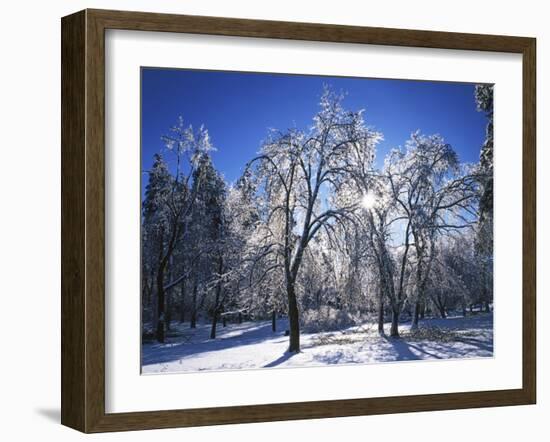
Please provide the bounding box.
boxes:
[382,336,420,361]
[263,351,298,368]
[454,336,493,353]
[142,321,289,366]
[384,334,492,361]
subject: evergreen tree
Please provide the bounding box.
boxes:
[475,84,494,312]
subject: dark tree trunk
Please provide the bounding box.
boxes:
[154,220,181,343]
[155,290,165,343]
[209,259,223,340]
[287,282,300,352]
[142,271,152,308]
[179,283,186,323]
[484,301,491,313]
[432,293,447,319]
[190,282,197,329]
[390,220,410,340]
[390,307,400,337]
[238,312,242,324]
[210,311,218,339]
[420,302,425,320]
[272,310,277,332]
[222,315,227,327]
[165,291,172,331]
[377,297,384,335]
[155,268,166,343]
[155,232,166,343]
[411,237,423,331]
[411,301,421,329]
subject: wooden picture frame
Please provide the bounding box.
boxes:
[61,8,536,433]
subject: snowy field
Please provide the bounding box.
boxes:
[142,313,493,374]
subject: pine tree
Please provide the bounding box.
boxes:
[141,154,173,337]
[475,84,494,312]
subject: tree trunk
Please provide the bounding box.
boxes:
[190,282,197,329]
[411,235,423,331]
[484,301,491,313]
[209,261,223,339]
[287,282,300,352]
[155,269,166,343]
[411,301,421,329]
[210,310,218,339]
[154,220,182,342]
[151,286,158,337]
[222,315,227,327]
[179,283,186,323]
[238,312,242,324]
[272,310,277,332]
[419,302,425,320]
[390,307,400,337]
[377,297,384,335]
[155,296,165,343]
[165,291,172,331]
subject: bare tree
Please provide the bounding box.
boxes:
[246,88,381,352]
[384,132,479,330]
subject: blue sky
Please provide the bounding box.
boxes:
[141,68,488,193]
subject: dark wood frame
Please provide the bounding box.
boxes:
[61,8,536,433]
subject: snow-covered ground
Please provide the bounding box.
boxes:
[141,313,493,374]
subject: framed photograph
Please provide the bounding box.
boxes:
[61,9,536,433]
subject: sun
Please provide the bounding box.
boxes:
[361,192,377,210]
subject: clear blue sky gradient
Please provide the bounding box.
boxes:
[141,68,487,193]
